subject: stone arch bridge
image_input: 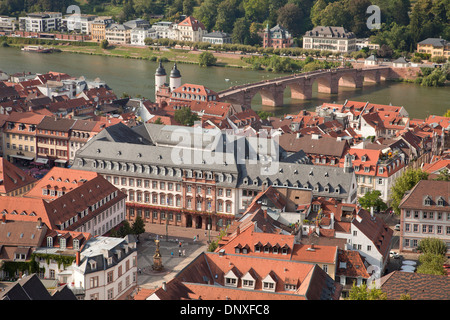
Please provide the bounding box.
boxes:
[218,66,395,107]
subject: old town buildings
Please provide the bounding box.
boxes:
[303,26,357,53]
[398,180,450,255]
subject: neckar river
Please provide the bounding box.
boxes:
[0,46,448,119]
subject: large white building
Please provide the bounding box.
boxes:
[0,16,17,34]
[303,26,356,53]
[169,16,207,43]
[62,14,97,34]
[19,12,62,32]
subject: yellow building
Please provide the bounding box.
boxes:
[90,16,114,42]
[417,38,449,59]
[2,112,46,165]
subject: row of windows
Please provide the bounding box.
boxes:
[107,176,233,197]
[5,133,34,140]
[125,191,233,213]
[5,143,34,152]
[403,224,450,235]
[405,211,450,220]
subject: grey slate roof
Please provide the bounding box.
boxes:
[418,38,448,47]
[238,160,355,201]
[72,123,356,199]
[305,26,355,39]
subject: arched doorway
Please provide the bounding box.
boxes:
[196,216,203,229]
[186,214,193,228]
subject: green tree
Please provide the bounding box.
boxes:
[390,168,429,215]
[182,0,195,16]
[444,110,450,118]
[100,39,109,49]
[276,3,304,37]
[232,17,251,44]
[214,0,242,34]
[346,282,387,300]
[132,215,146,240]
[418,237,448,256]
[174,107,199,126]
[243,0,270,23]
[257,110,274,120]
[198,51,217,66]
[195,0,220,31]
[154,117,163,124]
[417,253,447,275]
[358,190,388,212]
[434,170,450,181]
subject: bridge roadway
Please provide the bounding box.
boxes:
[218,66,393,107]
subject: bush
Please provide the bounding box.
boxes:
[198,51,217,67]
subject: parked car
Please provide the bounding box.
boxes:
[395,224,401,231]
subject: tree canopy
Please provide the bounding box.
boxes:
[174,106,199,126]
[390,168,429,215]
[358,190,387,213]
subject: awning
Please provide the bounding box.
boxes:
[54,159,67,163]
[10,154,34,161]
[35,158,49,164]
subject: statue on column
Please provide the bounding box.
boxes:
[152,239,164,271]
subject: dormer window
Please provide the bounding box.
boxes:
[361,155,366,162]
[60,237,66,249]
[437,197,444,206]
[47,236,53,247]
[424,196,431,206]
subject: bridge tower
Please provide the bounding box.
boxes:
[155,61,166,97]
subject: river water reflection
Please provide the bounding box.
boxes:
[0,46,448,119]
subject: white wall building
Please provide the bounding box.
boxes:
[62,14,97,34]
[34,235,137,300]
[19,12,62,32]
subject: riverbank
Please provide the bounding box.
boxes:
[6,41,253,69]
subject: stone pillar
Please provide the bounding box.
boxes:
[260,86,284,106]
[290,80,313,100]
[364,70,381,83]
[316,74,338,94]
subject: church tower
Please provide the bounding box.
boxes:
[169,63,182,91]
[155,61,166,97]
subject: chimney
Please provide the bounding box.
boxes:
[76,251,80,266]
[1,213,6,224]
[236,226,240,235]
[162,282,167,291]
[219,249,225,256]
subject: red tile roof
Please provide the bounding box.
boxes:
[0,157,37,195]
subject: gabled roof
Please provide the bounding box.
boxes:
[0,157,37,195]
[177,16,205,31]
[352,209,393,257]
[146,251,342,300]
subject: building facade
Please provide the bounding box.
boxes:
[202,31,232,45]
[417,38,449,59]
[2,112,46,164]
[90,16,114,42]
[303,26,356,53]
[170,16,207,43]
[399,180,450,255]
[105,24,131,45]
[263,24,293,49]
[19,12,62,33]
